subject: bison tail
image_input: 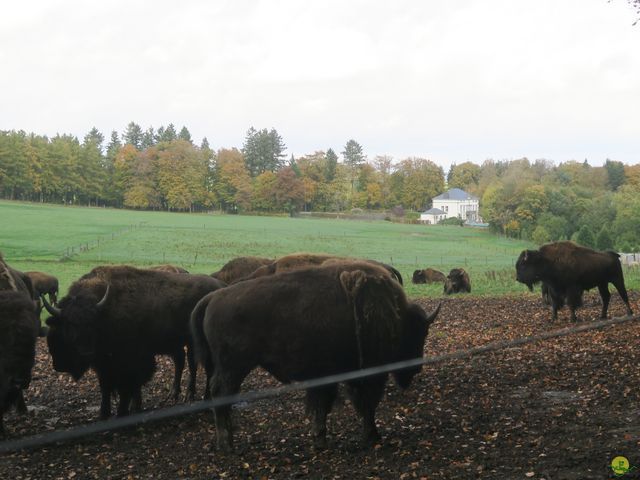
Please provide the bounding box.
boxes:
[189,292,214,370]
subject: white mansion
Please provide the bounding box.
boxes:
[420,188,481,225]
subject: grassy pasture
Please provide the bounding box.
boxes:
[2,200,638,299]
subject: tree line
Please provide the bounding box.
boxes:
[0,123,444,214]
[1,123,638,251]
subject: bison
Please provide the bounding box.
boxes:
[0,291,38,437]
[210,256,273,284]
[444,268,471,294]
[190,261,440,450]
[240,253,404,285]
[0,254,39,432]
[42,265,226,418]
[412,268,446,284]
[516,241,633,322]
[25,271,59,306]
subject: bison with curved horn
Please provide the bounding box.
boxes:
[43,265,226,418]
[191,261,439,450]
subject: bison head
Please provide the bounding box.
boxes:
[515,250,545,291]
[44,285,109,380]
[412,270,426,284]
[393,303,440,389]
[444,269,470,294]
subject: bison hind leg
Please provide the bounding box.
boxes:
[305,385,338,449]
[346,376,387,446]
[210,366,250,451]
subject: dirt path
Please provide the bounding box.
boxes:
[2,292,639,479]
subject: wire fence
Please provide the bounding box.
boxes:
[1,312,638,454]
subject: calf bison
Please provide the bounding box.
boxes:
[444,268,471,294]
[240,252,404,285]
[25,271,59,305]
[210,256,273,284]
[43,266,226,418]
[516,241,633,322]
[412,268,446,284]
[191,261,440,450]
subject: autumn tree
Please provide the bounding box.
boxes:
[155,140,207,211]
[393,157,445,211]
[213,148,252,212]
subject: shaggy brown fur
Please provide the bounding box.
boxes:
[190,261,439,450]
[0,291,38,437]
[210,256,273,284]
[516,241,632,321]
[240,253,403,285]
[444,268,471,294]
[147,265,189,274]
[44,266,225,418]
[412,268,446,284]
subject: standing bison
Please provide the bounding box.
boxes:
[43,266,226,418]
[0,254,39,435]
[412,268,446,284]
[444,268,471,294]
[25,271,59,305]
[0,291,38,436]
[191,261,440,450]
[516,241,633,322]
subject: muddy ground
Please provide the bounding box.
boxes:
[2,292,640,480]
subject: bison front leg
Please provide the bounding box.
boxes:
[347,377,386,446]
[305,385,338,449]
[96,376,113,419]
[597,284,612,319]
[14,390,28,414]
[185,343,197,402]
[169,348,185,402]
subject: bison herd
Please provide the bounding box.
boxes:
[0,241,634,450]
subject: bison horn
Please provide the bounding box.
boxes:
[523,251,528,261]
[41,294,62,317]
[96,284,110,309]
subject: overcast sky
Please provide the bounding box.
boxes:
[1,0,639,169]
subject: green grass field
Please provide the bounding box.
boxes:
[2,200,638,299]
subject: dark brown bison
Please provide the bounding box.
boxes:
[190,261,439,450]
[25,271,59,305]
[240,253,404,285]
[210,256,273,284]
[0,291,38,437]
[147,265,189,274]
[412,268,446,284]
[444,268,471,294]
[42,266,226,418]
[516,241,633,322]
[0,254,39,433]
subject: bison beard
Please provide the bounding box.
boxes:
[44,266,226,419]
[516,241,633,322]
[191,262,439,450]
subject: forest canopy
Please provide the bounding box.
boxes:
[1,124,638,251]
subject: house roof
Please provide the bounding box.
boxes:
[421,207,446,215]
[433,188,478,201]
